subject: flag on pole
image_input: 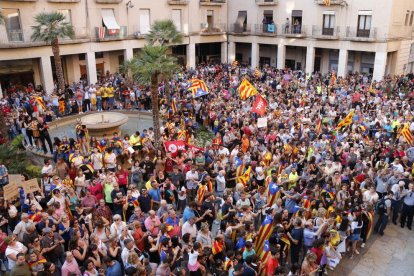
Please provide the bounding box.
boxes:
[254,214,273,253]
[335,110,354,130]
[171,98,177,114]
[238,79,258,100]
[237,166,251,186]
[34,96,46,110]
[400,123,413,145]
[187,79,209,98]
[251,94,268,116]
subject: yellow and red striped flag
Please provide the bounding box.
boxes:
[400,123,413,145]
[238,79,258,100]
[237,166,251,186]
[171,98,177,114]
[335,110,354,130]
[254,214,273,253]
[34,96,46,110]
[212,240,224,255]
[324,0,331,6]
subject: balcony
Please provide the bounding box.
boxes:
[0,27,89,48]
[95,26,128,41]
[199,23,226,35]
[95,0,123,3]
[254,24,277,36]
[282,24,306,38]
[312,26,340,39]
[345,27,377,42]
[48,0,80,2]
[229,23,252,35]
[167,0,189,4]
[314,0,344,5]
[200,0,226,6]
[255,0,278,6]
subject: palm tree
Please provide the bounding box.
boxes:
[31,12,74,94]
[123,20,182,147]
[125,46,178,147]
[146,20,183,47]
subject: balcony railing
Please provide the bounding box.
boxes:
[200,23,226,35]
[254,24,277,36]
[282,24,306,37]
[229,23,252,34]
[95,26,128,41]
[312,26,340,39]
[314,0,344,5]
[200,0,226,5]
[255,0,278,5]
[0,27,89,47]
[167,0,189,4]
[346,27,377,41]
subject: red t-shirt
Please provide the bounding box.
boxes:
[311,247,324,265]
[89,183,103,201]
[266,257,279,275]
[116,171,129,186]
[165,158,174,173]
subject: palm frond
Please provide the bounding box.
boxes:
[31,12,75,43]
[126,45,179,85]
[146,20,183,46]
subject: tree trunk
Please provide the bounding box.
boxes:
[52,38,65,95]
[151,73,161,148]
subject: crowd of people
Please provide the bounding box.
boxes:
[0,64,413,276]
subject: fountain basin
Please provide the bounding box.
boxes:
[80,112,129,137]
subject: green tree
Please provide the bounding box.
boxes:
[125,46,178,147]
[31,12,74,94]
[0,10,7,140]
[123,20,182,147]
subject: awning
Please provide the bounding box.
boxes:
[235,11,247,32]
[323,11,335,15]
[358,10,372,16]
[101,9,120,30]
[264,10,273,16]
[292,10,302,17]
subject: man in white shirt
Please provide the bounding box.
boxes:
[185,166,199,202]
[13,213,32,242]
[181,217,197,239]
[121,239,136,266]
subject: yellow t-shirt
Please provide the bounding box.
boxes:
[107,87,114,98]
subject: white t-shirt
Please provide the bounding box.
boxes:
[41,165,54,175]
[182,221,197,238]
[6,242,26,270]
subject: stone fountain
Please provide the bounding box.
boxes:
[81,112,129,137]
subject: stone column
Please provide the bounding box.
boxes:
[40,56,54,95]
[124,48,134,61]
[186,43,196,69]
[305,46,315,74]
[277,44,286,69]
[221,42,227,64]
[337,49,348,77]
[373,52,387,81]
[86,52,98,85]
[251,42,259,69]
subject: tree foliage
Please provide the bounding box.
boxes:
[31,12,74,43]
[146,20,183,46]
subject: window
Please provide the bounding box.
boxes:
[410,11,414,26]
[139,9,151,35]
[405,10,410,26]
[57,9,71,24]
[2,8,23,42]
[357,12,372,37]
[234,11,247,33]
[323,12,335,35]
[171,10,182,32]
[206,10,214,29]
[263,10,274,33]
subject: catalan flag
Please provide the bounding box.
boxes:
[238,79,258,100]
[171,98,177,114]
[330,71,337,86]
[34,96,46,110]
[237,166,251,186]
[258,240,271,276]
[316,117,322,135]
[335,110,354,130]
[324,0,331,6]
[254,214,273,254]
[400,123,413,145]
[187,79,209,98]
[267,182,281,207]
[212,240,224,255]
[59,100,65,114]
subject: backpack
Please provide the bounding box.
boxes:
[375,197,390,214]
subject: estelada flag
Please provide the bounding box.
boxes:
[400,123,413,145]
[238,79,258,100]
[251,94,268,115]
